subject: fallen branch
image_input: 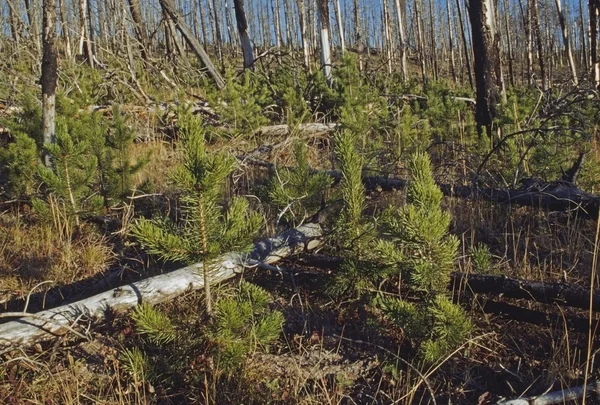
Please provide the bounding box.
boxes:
[497,380,600,404]
[0,223,323,347]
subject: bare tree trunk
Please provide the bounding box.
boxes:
[127,0,149,63]
[415,0,427,83]
[273,0,282,47]
[58,0,71,60]
[233,0,254,68]
[555,0,579,85]
[428,0,438,80]
[77,0,94,67]
[531,0,546,89]
[209,0,224,69]
[318,0,333,86]
[24,0,41,52]
[394,0,407,81]
[580,0,589,70]
[446,0,457,83]
[159,0,226,89]
[503,0,515,87]
[353,0,363,71]
[590,0,600,88]
[382,0,393,74]
[7,0,21,46]
[334,0,345,55]
[298,0,311,70]
[457,0,474,89]
[468,0,502,137]
[199,0,208,48]
[42,0,58,168]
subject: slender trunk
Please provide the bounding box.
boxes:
[199,0,208,48]
[591,0,599,88]
[24,0,41,52]
[447,1,457,83]
[415,0,427,83]
[127,0,149,63]
[42,0,58,168]
[78,0,94,67]
[395,0,407,81]
[555,0,579,84]
[298,0,311,70]
[354,0,363,71]
[318,0,333,86]
[233,0,254,68]
[457,0,474,89]
[334,0,345,55]
[503,0,515,87]
[468,0,502,137]
[7,0,21,46]
[383,0,392,74]
[209,0,224,69]
[580,0,588,70]
[428,0,438,80]
[531,0,546,89]
[274,0,282,47]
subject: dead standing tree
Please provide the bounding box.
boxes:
[233,0,254,69]
[42,0,58,168]
[318,0,333,87]
[468,0,503,137]
[158,0,226,89]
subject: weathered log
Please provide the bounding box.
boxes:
[0,223,323,347]
[253,123,339,137]
[497,380,600,404]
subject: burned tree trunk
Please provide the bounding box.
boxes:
[42,0,58,168]
[456,0,474,89]
[468,0,503,137]
[77,0,94,67]
[159,0,226,89]
[233,0,254,69]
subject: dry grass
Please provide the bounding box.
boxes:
[0,213,114,303]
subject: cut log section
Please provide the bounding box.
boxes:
[0,223,323,347]
[497,380,600,404]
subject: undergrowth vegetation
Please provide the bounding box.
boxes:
[0,53,599,404]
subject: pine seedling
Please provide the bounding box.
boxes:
[36,121,103,227]
[379,152,459,294]
[89,105,149,206]
[268,141,332,226]
[132,111,262,316]
[0,132,39,198]
[210,280,284,374]
[329,130,382,298]
[375,152,471,362]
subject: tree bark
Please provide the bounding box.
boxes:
[127,0,149,63]
[0,224,323,347]
[318,0,333,86]
[77,0,94,67]
[468,0,503,137]
[554,0,579,85]
[334,0,345,56]
[298,0,311,71]
[456,0,474,89]
[42,0,58,168]
[233,0,254,69]
[159,0,226,89]
[353,0,363,71]
[591,0,600,88]
[531,0,546,89]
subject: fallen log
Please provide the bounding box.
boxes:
[241,157,600,220]
[497,380,600,404]
[454,272,600,312]
[299,254,600,313]
[0,223,323,347]
[254,122,339,138]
